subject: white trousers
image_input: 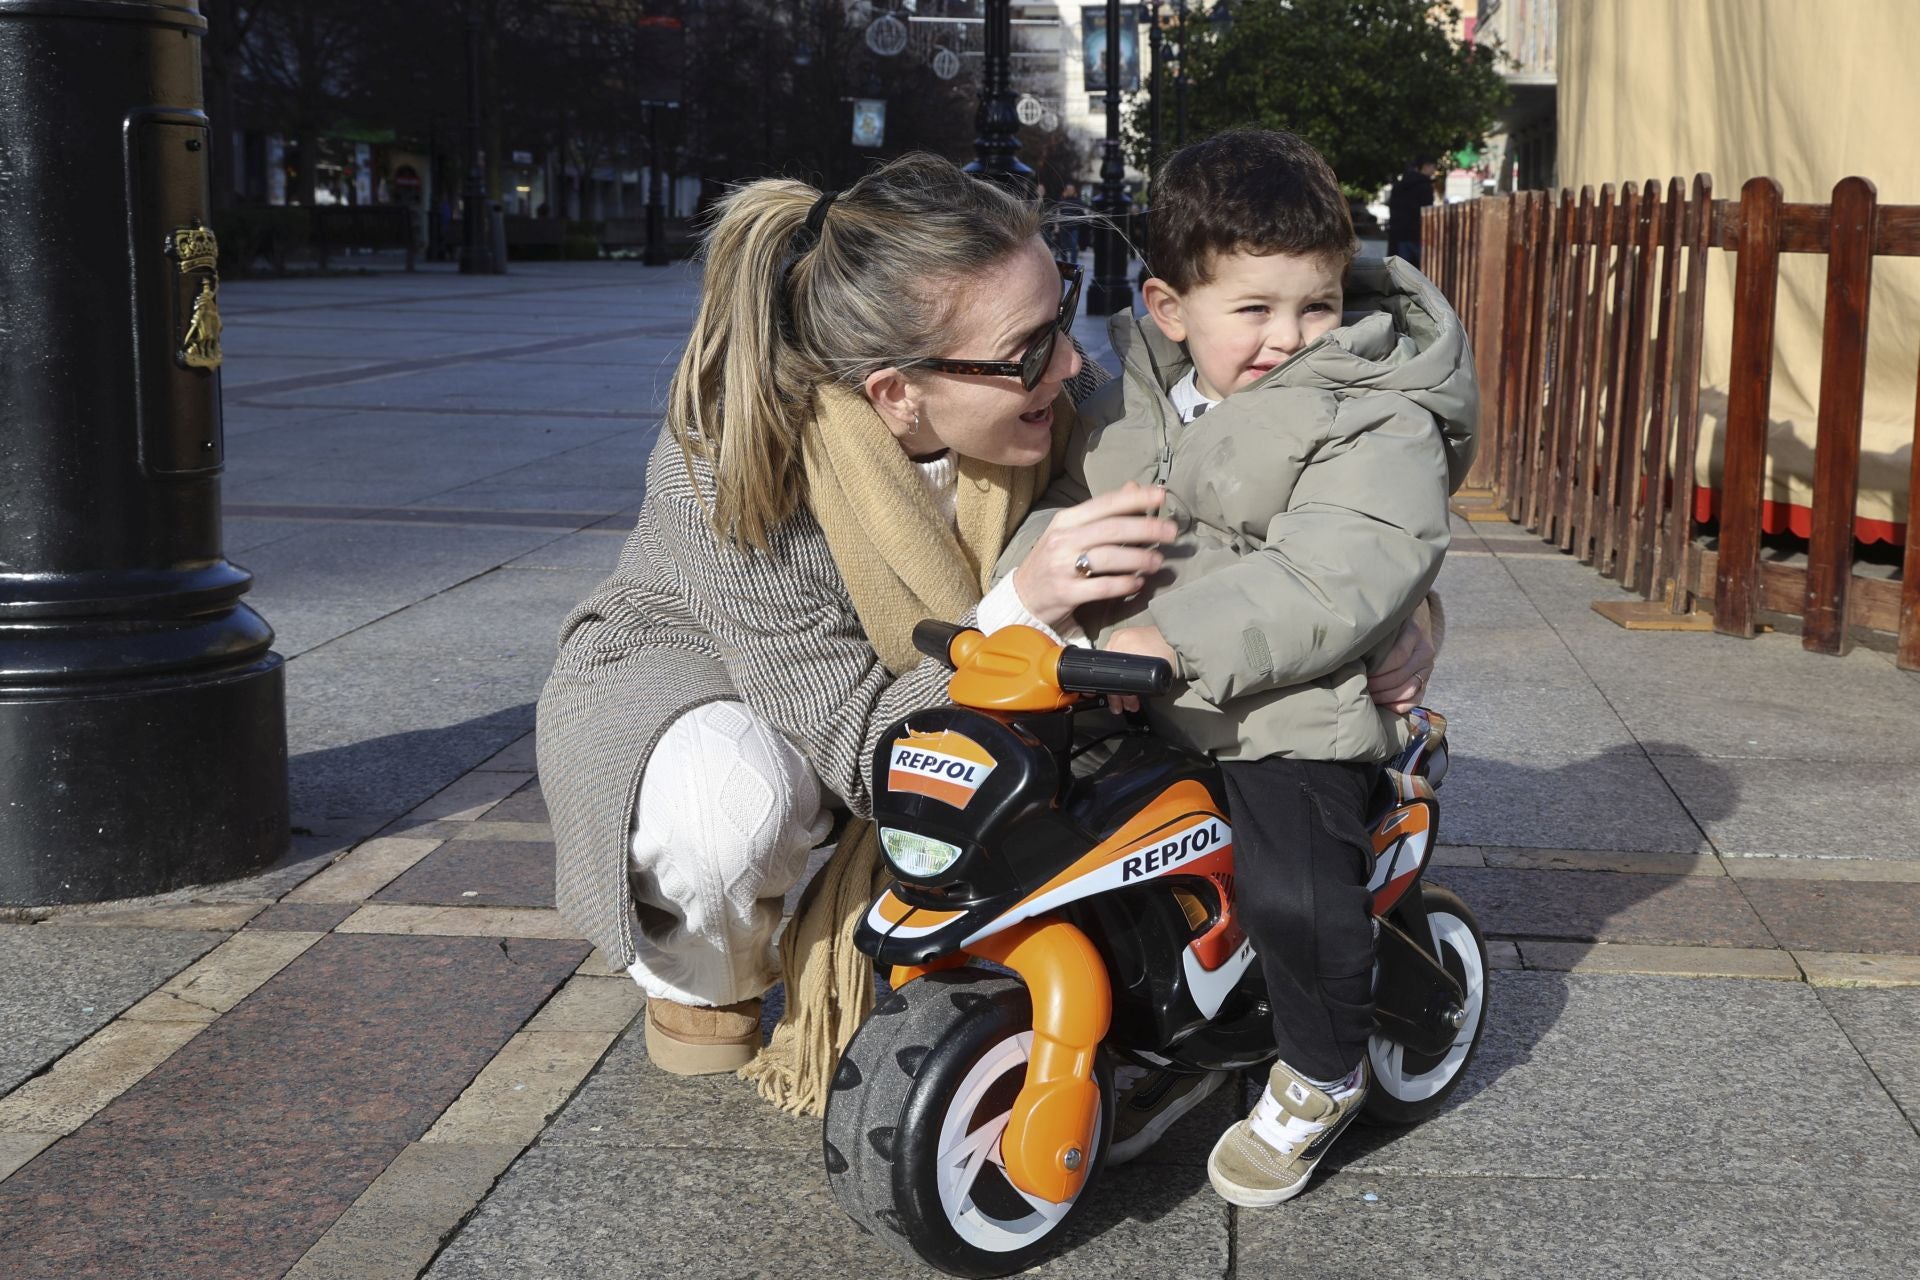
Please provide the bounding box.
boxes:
[626,700,832,1007]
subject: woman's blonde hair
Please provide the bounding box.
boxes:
[667,154,1042,549]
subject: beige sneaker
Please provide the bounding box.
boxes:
[644,997,763,1075]
[1206,1060,1367,1207]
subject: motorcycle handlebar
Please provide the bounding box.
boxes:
[912,619,1173,699]
[1055,646,1174,697]
[912,619,969,666]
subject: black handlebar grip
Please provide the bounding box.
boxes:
[913,619,970,666]
[1055,647,1174,697]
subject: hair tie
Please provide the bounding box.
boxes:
[777,190,840,342]
[790,189,840,256]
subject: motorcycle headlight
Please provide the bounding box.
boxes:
[879,827,963,879]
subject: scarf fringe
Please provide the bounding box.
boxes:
[737,823,888,1116]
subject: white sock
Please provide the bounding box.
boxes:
[1307,1062,1366,1097]
[1249,1061,1364,1153]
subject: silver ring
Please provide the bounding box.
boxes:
[1073,552,1094,578]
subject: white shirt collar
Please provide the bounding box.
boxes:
[1169,368,1218,423]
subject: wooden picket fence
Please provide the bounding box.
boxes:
[1424,176,1920,669]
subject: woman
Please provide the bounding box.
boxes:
[537,154,1434,1116]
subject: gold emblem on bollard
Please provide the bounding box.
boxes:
[169,225,224,370]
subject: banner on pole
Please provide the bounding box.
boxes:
[851,99,887,148]
[1081,5,1145,93]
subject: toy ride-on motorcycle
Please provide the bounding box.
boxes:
[823,622,1488,1278]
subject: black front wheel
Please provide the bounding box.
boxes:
[824,971,1113,1278]
[1363,886,1489,1125]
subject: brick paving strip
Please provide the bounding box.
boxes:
[0,736,633,1279]
[1,730,1915,1278]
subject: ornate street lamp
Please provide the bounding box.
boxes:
[964,0,1035,195]
[461,3,491,274]
[1175,0,1189,146]
[1086,0,1133,315]
[0,0,288,904]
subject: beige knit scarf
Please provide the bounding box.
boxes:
[738,383,1068,1116]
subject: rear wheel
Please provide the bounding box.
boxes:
[1363,886,1488,1125]
[823,971,1113,1278]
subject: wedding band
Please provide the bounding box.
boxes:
[1073,553,1094,578]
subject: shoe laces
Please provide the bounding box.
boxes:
[1248,1088,1324,1156]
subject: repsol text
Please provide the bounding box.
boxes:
[1120,817,1231,882]
[889,747,993,788]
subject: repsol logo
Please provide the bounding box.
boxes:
[1120,817,1231,882]
[891,748,987,786]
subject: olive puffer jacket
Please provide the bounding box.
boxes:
[998,256,1477,763]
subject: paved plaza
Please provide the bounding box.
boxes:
[2,260,1918,1278]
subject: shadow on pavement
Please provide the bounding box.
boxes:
[288,704,537,831]
[1338,742,1737,1162]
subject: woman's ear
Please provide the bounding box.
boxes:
[861,367,919,441]
[1141,278,1187,343]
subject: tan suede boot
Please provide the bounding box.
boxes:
[644,997,764,1076]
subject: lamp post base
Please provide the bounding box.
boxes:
[0,652,289,906]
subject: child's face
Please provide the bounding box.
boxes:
[1143,249,1345,401]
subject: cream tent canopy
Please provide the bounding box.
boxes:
[1558,0,1920,538]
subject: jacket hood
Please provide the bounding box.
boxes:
[1106,256,1478,489]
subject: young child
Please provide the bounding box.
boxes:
[999,128,1477,1207]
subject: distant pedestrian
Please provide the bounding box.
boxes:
[1386,154,1439,268]
[1055,181,1090,257]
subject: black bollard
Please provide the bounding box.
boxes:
[0,0,289,904]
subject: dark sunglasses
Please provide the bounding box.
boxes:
[910,261,1083,390]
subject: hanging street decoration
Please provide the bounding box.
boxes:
[865,14,908,56]
[1015,93,1044,126]
[931,45,961,80]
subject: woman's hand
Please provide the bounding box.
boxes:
[1102,625,1180,713]
[1368,616,1435,713]
[1011,482,1176,630]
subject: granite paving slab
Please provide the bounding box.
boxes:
[1816,988,1920,1122]
[1427,866,1775,947]
[535,1024,817,1154]
[1327,971,1920,1186]
[82,934,585,1145]
[285,652,539,824]
[0,1133,401,1280]
[0,926,222,1095]
[225,514,325,553]
[405,481,645,513]
[1241,1172,1918,1280]
[0,934,586,1278]
[244,902,360,932]
[1737,878,1920,955]
[1424,665,1638,761]
[482,781,548,825]
[1654,754,1920,859]
[423,1141,1228,1280]
[1438,749,1712,854]
[312,566,607,664]
[501,529,627,572]
[240,519,569,613]
[370,840,556,909]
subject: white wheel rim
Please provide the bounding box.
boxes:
[1369,910,1485,1102]
[933,1030,1098,1253]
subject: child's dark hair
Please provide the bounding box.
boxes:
[1147,129,1357,293]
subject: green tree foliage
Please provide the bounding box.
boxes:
[1138,0,1509,194]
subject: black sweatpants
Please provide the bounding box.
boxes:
[1218,757,1378,1083]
